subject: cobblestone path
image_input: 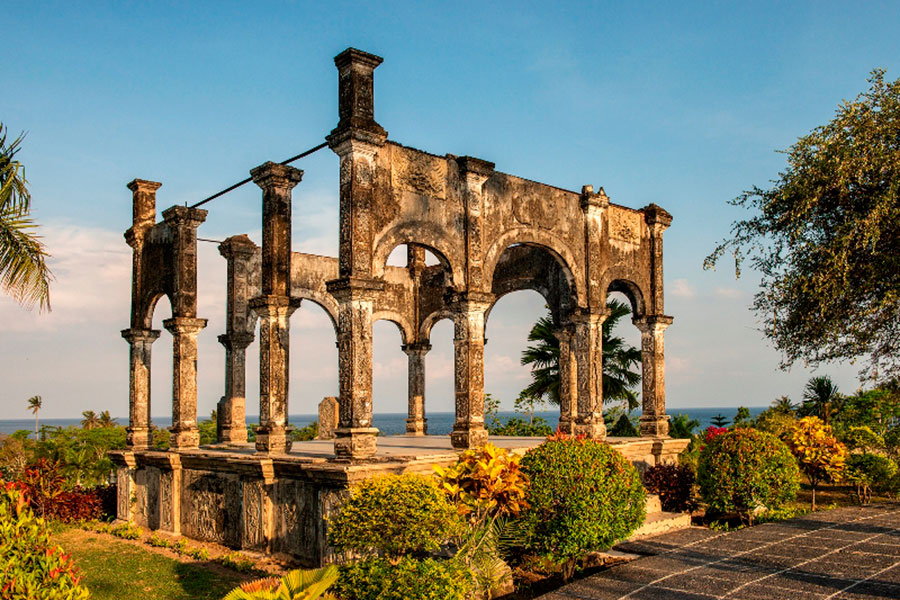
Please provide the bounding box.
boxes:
[539,503,900,600]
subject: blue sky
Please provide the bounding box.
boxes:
[3,1,899,420]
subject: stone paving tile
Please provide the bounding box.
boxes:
[536,504,900,600]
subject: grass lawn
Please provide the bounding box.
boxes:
[53,528,251,600]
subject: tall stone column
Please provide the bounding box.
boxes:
[122,328,160,449]
[572,311,607,439]
[635,315,673,437]
[217,332,253,443]
[403,342,430,435]
[330,283,379,459]
[164,317,207,449]
[554,326,577,434]
[451,295,491,449]
[249,162,303,454]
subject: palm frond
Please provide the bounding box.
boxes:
[0,206,52,310]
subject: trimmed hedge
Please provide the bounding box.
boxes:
[335,557,473,600]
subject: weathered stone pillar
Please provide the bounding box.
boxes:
[249,162,303,454]
[553,326,577,434]
[635,315,673,437]
[158,454,182,535]
[329,282,379,458]
[217,332,253,444]
[451,295,491,449]
[403,342,430,435]
[121,328,160,449]
[572,311,608,439]
[317,396,339,440]
[164,317,207,449]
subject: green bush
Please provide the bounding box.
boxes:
[328,474,461,558]
[335,557,473,600]
[110,521,142,540]
[846,453,899,503]
[518,437,646,570]
[0,481,90,599]
[698,428,799,523]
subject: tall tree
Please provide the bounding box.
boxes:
[771,396,797,414]
[98,411,117,428]
[27,395,41,436]
[81,410,98,430]
[704,71,900,380]
[800,375,842,425]
[0,124,52,310]
[520,298,642,411]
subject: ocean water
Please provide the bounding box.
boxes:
[0,407,764,437]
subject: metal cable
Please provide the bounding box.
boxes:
[189,141,328,209]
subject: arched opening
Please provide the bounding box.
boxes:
[371,319,408,434]
[149,294,174,443]
[423,316,455,435]
[603,289,644,437]
[287,299,339,437]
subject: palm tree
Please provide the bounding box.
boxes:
[0,124,52,310]
[669,413,700,439]
[521,298,642,411]
[800,375,842,425]
[98,410,117,428]
[27,395,41,437]
[81,410,99,430]
[771,395,797,414]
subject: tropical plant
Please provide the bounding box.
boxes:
[669,413,700,439]
[771,396,797,414]
[800,376,842,425]
[328,474,461,559]
[98,410,117,428]
[710,414,729,428]
[81,410,98,430]
[733,406,752,427]
[642,463,696,512]
[335,557,472,600]
[27,395,41,437]
[519,436,646,579]
[704,70,900,379]
[0,481,89,599]
[18,459,103,522]
[845,453,898,505]
[520,298,641,411]
[0,124,52,310]
[223,565,339,600]
[785,416,848,510]
[608,413,639,437]
[698,428,800,524]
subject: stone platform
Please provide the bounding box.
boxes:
[110,435,689,566]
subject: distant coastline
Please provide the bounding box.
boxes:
[1,406,765,436]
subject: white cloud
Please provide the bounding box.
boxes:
[714,287,744,299]
[669,278,696,299]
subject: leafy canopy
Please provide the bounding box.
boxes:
[704,71,900,379]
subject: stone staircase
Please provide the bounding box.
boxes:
[629,494,692,540]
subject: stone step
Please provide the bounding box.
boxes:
[629,511,692,540]
[645,493,661,515]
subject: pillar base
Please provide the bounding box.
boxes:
[255,426,294,454]
[405,418,427,436]
[451,426,488,449]
[169,427,200,450]
[574,419,607,440]
[126,427,152,450]
[334,427,379,459]
[556,418,576,435]
[220,426,248,444]
[639,415,670,438]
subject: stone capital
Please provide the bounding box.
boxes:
[334,47,384,71]
[449,291,494,313]
[217,332,255,350]
[127,179,162,194]
[218,234,258,259]
[248,295,302,318]
[633,314,674,334]
[402,341,432,356]
[581,185,610,210]
[250,161,304,192]
[121,328,161,344]
[327,134,385,159]
[161,205,208,228]
[456,156,495,189]
[571,308,609,325]
[325,276,384,300]
[162,317,207,335]
[642,203,673,230]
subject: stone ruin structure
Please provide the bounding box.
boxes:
[111,48,686,565]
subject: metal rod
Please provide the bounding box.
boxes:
[189,141,328,209]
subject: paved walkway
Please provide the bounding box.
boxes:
[539,503,900,600]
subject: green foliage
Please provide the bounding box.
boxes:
[733,406,752,427]
[328,474,461,559]
[32,425,125,487]
[698,428,800,524]
[800,376,843,425]
[710,414,729,428]
[845,453,898,504]
[223,565,338,600]
[0,481,89,599]
[519,438,646,572]
[642,464,696,512]
[488,416,553,437]
[335,557,473,600]
[608,413,639,437]
[292,421,318,442]
[753,408,797,439]
[110,521,142,540]
[147,532,172,548]
[704,70,900,378]
[0,123,52,311]
[185,545,210,560]
[842,426,885,452]
[834,388,900,437]
[218,552,257,574]
[786,416,848,510]
[18,459,104,522]
[669,413,700,439]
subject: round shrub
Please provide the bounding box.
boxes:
[335,557,473,600]
[328,473,461,558]
[698,428,799,523]
[519,438,646,567]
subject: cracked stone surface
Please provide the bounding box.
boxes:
[539,504,900,600]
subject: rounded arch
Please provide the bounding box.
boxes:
[293,289,339,335]
[372,310,414,346]
[372,222,465,287]
[140,290,172,329]
[419,309,454,341]
[483,229,586,306]
[607,279,646,318]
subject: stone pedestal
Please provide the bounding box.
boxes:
[122,328,161,449]
[163,317,207,449]
[317,396,339,440]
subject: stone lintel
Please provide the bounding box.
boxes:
[250,161,304,190]
[642,203,673,229]
[334,427,380,460]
